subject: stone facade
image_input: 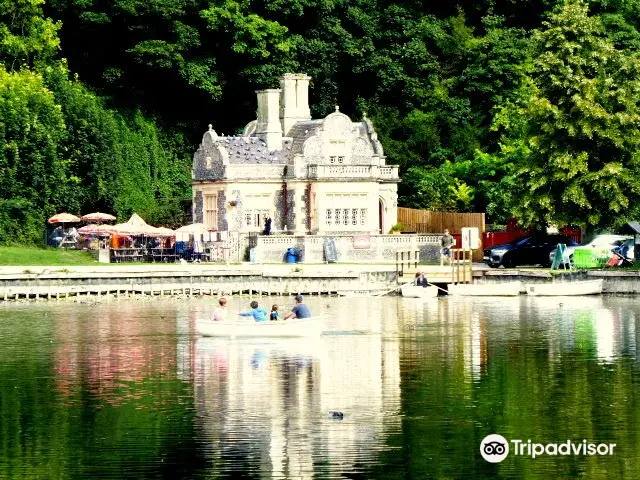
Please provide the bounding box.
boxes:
[192,73,400,235]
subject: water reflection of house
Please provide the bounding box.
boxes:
[193,329,401,477]
[594,308,622,363]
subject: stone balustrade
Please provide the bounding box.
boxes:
[253,233,440,263]
[379,166,399,179]
[307,164,399,181]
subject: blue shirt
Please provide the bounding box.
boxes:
[291,303,311,319]
[239,308,268,322]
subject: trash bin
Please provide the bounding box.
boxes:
[286,247,299,263]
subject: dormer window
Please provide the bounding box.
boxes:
[330,156,337,164]
[338,156,344,163]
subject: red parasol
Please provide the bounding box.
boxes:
[81,212,116,223]
[48,212,81,224]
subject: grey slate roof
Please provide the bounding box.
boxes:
[217,136,293,164]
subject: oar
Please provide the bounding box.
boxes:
[368,280,417,297]
[427,282,449,295]
[384,281,448,296]
[377,282,413,297]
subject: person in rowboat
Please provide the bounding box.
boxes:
[212,297,228,321]
[414,272,429,288]
[284,295,311,320]
[239,300,268,323]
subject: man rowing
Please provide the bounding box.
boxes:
[284,294,311,320]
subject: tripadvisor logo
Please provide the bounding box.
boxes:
[480,434,617,463]
[480,434,509,463]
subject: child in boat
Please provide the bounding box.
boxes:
[239,300,268,323]
[270,305,280,321]
[212,297,228,321]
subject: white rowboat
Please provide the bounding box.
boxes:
[525,279,603,296]
[400,284,439,298]
[336,289,391,297]
[197,317,325,337]
[447,282,522,296]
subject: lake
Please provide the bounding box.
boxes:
[0,294,638,479]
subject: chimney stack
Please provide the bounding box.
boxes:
[255,89,282,151]
[280,73,312,136]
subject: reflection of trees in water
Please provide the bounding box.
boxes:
[394,295,640,479]
[3,297,640,478]
[53,302,181,404]
[0,301,207,480]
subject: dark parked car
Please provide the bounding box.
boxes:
[483,234,579,268]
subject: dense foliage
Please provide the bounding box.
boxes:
[3,0,640,242]
[0,0,191,244]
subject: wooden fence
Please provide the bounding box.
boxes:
[397,208,485,235]
[397,207,486,262]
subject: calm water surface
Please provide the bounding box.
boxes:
[0,295,638,479]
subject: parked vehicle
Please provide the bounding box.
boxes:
[549,234,633,266]
[483,234,579,268]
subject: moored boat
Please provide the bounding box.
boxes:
[197,317,325,337]
[447,282,522,297]
[400,284,439,298]
[525,279,603,296]
[336,288,392,297]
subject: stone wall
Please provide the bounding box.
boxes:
[253,234,440,263]
[0,268,397,300]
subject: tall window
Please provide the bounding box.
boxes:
[204,194,218,229]
[334,209,341,226]
[360,208,367,225]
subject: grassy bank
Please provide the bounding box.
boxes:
[0,247,97,266]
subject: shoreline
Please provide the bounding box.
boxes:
[1,264,639,301]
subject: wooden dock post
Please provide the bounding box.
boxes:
[451,248,473,284]
[395,249,421,283]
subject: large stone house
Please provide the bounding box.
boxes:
[192,73,399,236]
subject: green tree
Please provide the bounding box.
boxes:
[0,66,70,243]
[0,0,61,70]
[493,0,640,229]
[42,62,192,226]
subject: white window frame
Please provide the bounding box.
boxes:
[204,194,218,229]
[323,193,369,230]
